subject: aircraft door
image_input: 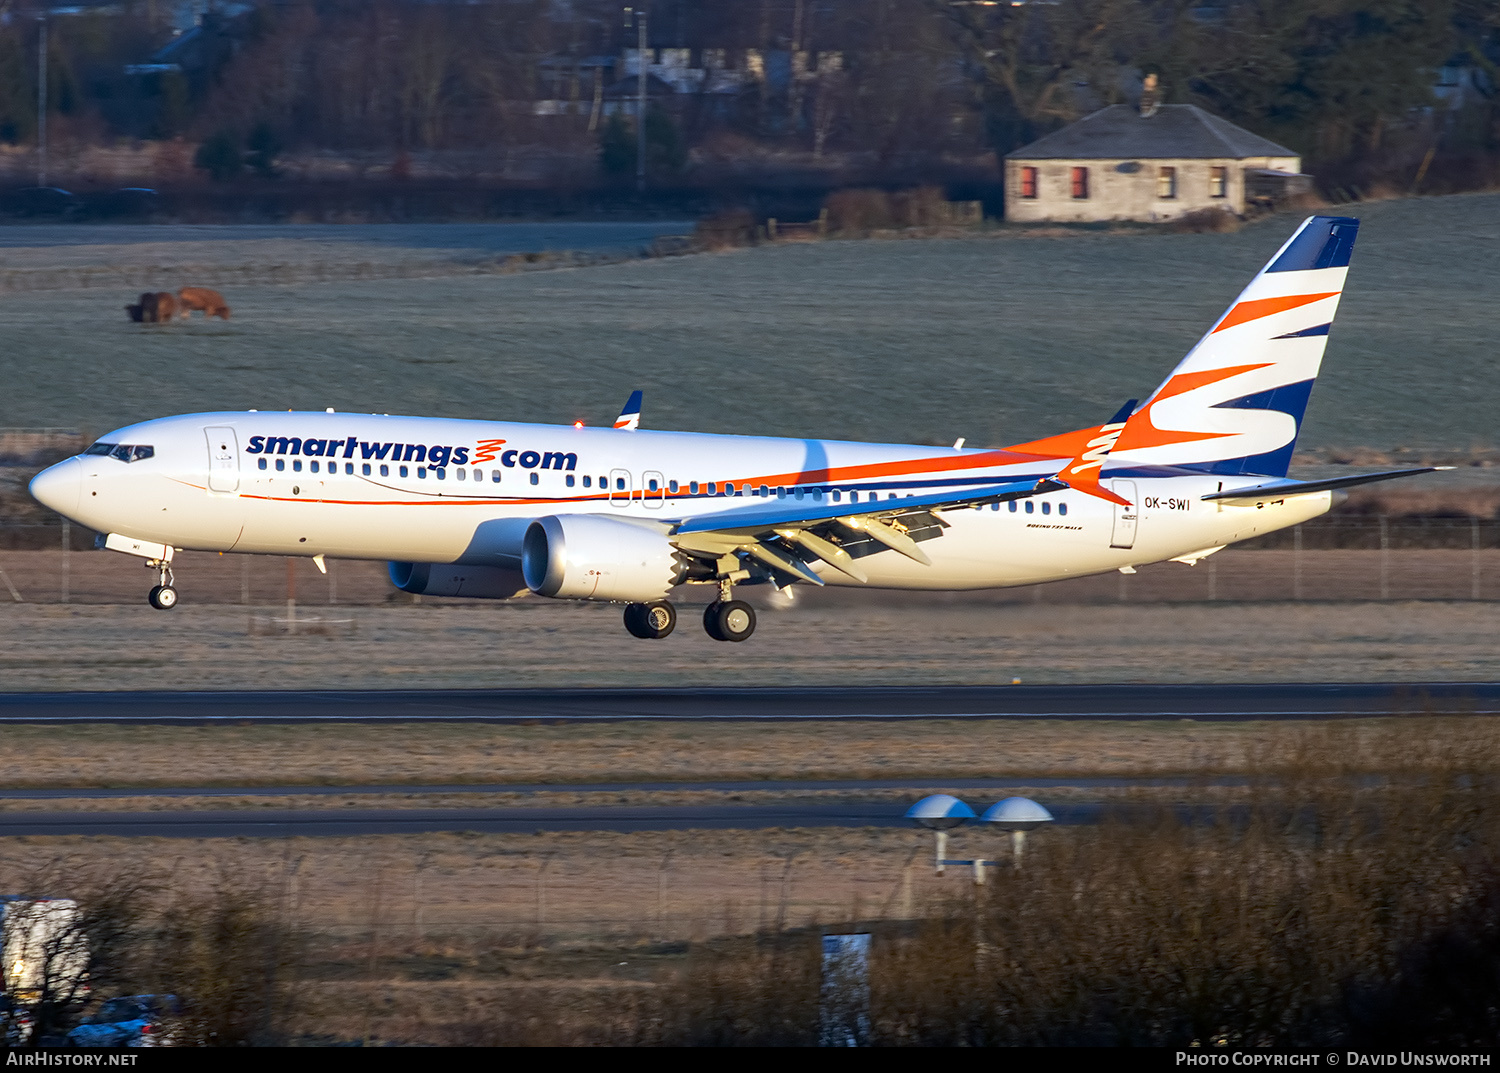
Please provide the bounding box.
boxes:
[1109,480,1138,549]
[642,470,665,508]
[205,427,240,493]
[609,468,632,507]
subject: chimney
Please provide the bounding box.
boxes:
[1139,73,1161,118]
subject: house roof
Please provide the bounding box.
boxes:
[1005,104,1297,161]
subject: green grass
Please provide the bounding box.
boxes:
[1,195,1495,450]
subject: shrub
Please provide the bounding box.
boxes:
[193,131,242,183]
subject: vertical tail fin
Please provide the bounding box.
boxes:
[1107,215,1359,477]
[614,390,643,431]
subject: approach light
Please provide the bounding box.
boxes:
[981,796,1054,869]
[906,794,975,875]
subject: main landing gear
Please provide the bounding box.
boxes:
[621,580,759,643]
[624,601,676,639]
[145,558,177,611]
[702,577,756,642]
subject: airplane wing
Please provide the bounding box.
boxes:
[670,477,1062,585]
[1200,467,1450,505]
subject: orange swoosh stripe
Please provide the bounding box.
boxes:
[1212,292,1338,334]
[1111,364,1272,454]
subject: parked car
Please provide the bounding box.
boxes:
[0,186,81,218]
[66,994,178,1048]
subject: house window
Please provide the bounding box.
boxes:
[1070,166,1089,199]
[1020,165,1038,199]
[1210,166,1227,198]
[1157,166,1177,199]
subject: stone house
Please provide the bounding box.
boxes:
[1003,101,1309,223]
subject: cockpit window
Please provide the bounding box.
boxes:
[87,443,153,463]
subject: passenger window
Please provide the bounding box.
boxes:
[275,459,285,472]
[1025,501,1034,514]
[760,484,769,497]
[668,480,678,493]
[399,466,409,478]
[615,477,624,490]
[473,470,481,482]
[741,484,750,496]
[648,479,659,491]
[380,465,389,477]
[418,467,427,479]
[345,463,354,475]
[1059,502,1068,516]
[566,475,575,487]
[293,460,303,472]
[258,458,267,470]
[583,476,592,488]
[435,468,445,480]
[530,473,540,486]
[849,490,858,503]
[794,488,804,500]
[456,468,466,481]
[707,482,717,494]
[690,481,699,494]
[833,490,841,503]
[491,471,500,482]
[777,487,786,499]
[991,501,999,511]
[310,461,319,473]
[362,463,371,476]
[1042,501,1051,515]
[1009,500,1017,512]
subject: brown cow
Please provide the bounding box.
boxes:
[177,286,231,320]
[150,291,178,322]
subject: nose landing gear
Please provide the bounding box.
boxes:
[145,559,177,610]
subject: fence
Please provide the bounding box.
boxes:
[3,517,1500,607]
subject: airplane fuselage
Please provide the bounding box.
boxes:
[39,410,1328,591]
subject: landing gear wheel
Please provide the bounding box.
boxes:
[624,601,676,639]
[703,602,726,641]
[709,599,756,642]
[147,584,178,610]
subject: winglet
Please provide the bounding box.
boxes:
[614,390,643,431]
[1053,400,1136,506]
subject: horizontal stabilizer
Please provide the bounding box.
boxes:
[1200,467,1450,504]
[674,478,1060,535]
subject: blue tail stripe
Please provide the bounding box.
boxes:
[1273,322,1330,339]
[1267,216,1359,273]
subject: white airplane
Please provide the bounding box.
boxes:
[30,215,1441,642]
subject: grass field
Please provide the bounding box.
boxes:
[0,195,1496,451]
[3,595,1500,691]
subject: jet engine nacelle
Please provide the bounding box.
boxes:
[522,514,680,602]
[388,562,528,599]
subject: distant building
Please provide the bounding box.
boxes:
[1004,99,1310,223]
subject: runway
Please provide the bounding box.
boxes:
[0,801,1120,838]
[0,682,1496,724]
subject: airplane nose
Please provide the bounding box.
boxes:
[29,457,82,517]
